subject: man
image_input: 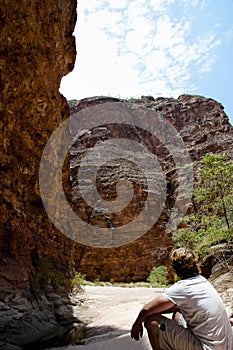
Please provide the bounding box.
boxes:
[131,247,233,350]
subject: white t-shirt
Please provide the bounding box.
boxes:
[163,275,233,350]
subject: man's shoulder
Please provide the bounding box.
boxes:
[181,274,207,285]
[166,275,207,292]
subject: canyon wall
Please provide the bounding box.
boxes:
[69,95,233,282]
[0,1,77,348]
[1,1,233,347]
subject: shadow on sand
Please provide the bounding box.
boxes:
[46,325,151,350]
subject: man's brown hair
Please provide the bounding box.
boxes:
[170,247,201,279]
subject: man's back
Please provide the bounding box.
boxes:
[163,275,233,350]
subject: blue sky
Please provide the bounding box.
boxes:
[60,0,233,125]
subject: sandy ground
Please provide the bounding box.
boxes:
[49,285,167,350]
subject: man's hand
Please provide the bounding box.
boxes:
[131,321,143,341]
[130,295,174,342]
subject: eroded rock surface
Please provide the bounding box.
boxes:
[68,96,233,282]
[1,2,233,347]
[0,1,77,348]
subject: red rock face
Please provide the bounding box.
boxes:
[0,1,77,347]
[68,95,233,282]
[1,1,233,345]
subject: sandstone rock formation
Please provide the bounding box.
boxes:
[68,95,233,282]
[0,1,77,349]
[1,1,233,348]
[204,241,233,325]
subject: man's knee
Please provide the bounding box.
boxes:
[144,315,160,333]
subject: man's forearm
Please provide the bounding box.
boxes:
[134,295,175,324]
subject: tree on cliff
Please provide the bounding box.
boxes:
[195,153,233,229]
[173,153,233,255]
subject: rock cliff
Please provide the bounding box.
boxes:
[69,95,233,282]
[1,1,233,347]
[0,1,77,349]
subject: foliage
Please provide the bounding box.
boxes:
[71,271,170,288]
[30,257,66,291]
[72,272,86,286]
[68,99,79,107]
[127,97,138,103]
[173,225,202,250]
[195,153,233,229]
[147,266,169,287]
[173,153,233,257]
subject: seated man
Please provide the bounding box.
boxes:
[131,247,233,350]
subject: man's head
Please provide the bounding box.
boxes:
[170,247,201,280]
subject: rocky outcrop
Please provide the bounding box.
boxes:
[203,241,233,325]
[69,95,233,282]
[0,1,77,349]
[1,1,233,346]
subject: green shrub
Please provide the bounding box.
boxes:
[173,228,202,250]
[173,152,233,260]
[147,266,169,287]
[72,272,86,286]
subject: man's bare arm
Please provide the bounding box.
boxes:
[131,295,175,340]
[136,295,175,322]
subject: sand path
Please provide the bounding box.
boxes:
[49,285,166,349]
